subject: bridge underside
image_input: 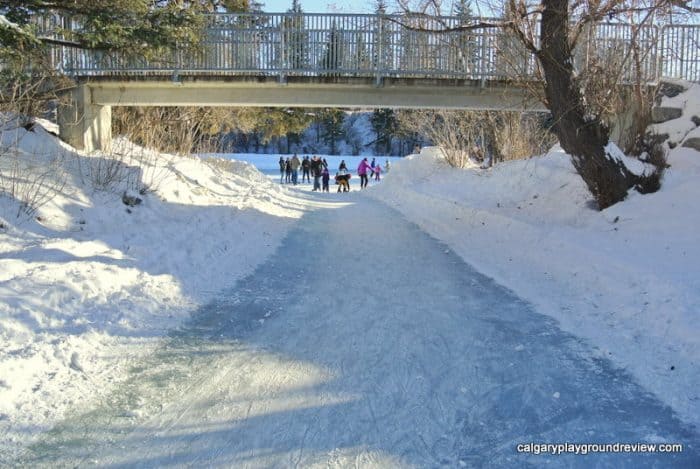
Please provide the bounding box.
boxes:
[59,77,546,152]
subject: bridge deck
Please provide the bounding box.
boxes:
[86,76,545,110]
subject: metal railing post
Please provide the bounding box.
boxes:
[479,28,488,87]
[375,14,384,87]
[278,17,286,83]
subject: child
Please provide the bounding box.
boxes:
[373,163,382,181]
[322,167,330,192]
[335,172,350,192]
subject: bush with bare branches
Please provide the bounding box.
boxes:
[486,112,556,164]
[0,117,68,219]
[398,109,553,168]
[398,109,486,168]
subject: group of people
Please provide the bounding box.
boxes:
[279,154,330,190]
[279,155,391,193]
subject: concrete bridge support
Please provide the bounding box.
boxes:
[58,84,112,153]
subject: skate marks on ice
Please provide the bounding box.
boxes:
[18,193,700,468]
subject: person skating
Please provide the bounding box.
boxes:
[357,157,371,189]
[373,163,382,181]
[290,153,301,185]
[335,172,351,192]
[301,156,310,183]
[322,167,330,192]
[285,158,292,183]
[279,156,285,183]
[310,155,323,191]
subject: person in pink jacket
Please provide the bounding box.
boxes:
[357,157,371,189]
[373,163,382,181]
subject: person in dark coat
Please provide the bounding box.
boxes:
[310,155,323,191]
[322,167,330,192]
[335,172,350,192]
[279,156,285,183]
[301,156,311,183]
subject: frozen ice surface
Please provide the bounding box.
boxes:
[16,193,699,468]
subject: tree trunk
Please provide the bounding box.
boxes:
[538,0,637,209]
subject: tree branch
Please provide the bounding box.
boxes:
[36,36,100,49]
[384,14,508,34]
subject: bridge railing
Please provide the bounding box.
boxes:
[35,13,699,83]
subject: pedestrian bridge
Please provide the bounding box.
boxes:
[41,12,699,151]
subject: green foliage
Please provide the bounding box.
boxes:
[318,109,345,154]
[255,108,312,144]
[0,1,209,60]
[371,108,398,154]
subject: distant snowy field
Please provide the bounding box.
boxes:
[1,82,699,460]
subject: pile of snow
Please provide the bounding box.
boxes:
[0,122,319,462]
[369,95,700,428]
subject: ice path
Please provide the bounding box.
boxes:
[19,192,699,468]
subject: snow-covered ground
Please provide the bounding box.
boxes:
[0,123,329,461]
[1,83,699,463]
[368,83,700,429]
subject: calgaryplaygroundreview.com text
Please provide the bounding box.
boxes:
[516,442,684,456]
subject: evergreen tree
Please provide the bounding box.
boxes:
[453,0,479,74]
[355,32,371,71]
[0,1,206,59]
[373,0,393,74]
[319,109,345,155]
[0,1,210,115]
[282,0,308,69]
[321,22,345,75]
[251,108,311,152]
[371,108,398,155]
[374,0,388,14]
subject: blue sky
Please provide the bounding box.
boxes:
[260,0,376,13]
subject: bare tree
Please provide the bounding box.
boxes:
[395,0,691,208]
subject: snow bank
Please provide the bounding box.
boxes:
[652,81,700,148]
[369,92,700,428]
[0,123,316,461]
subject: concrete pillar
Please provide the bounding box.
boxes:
[58,85,112,152]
